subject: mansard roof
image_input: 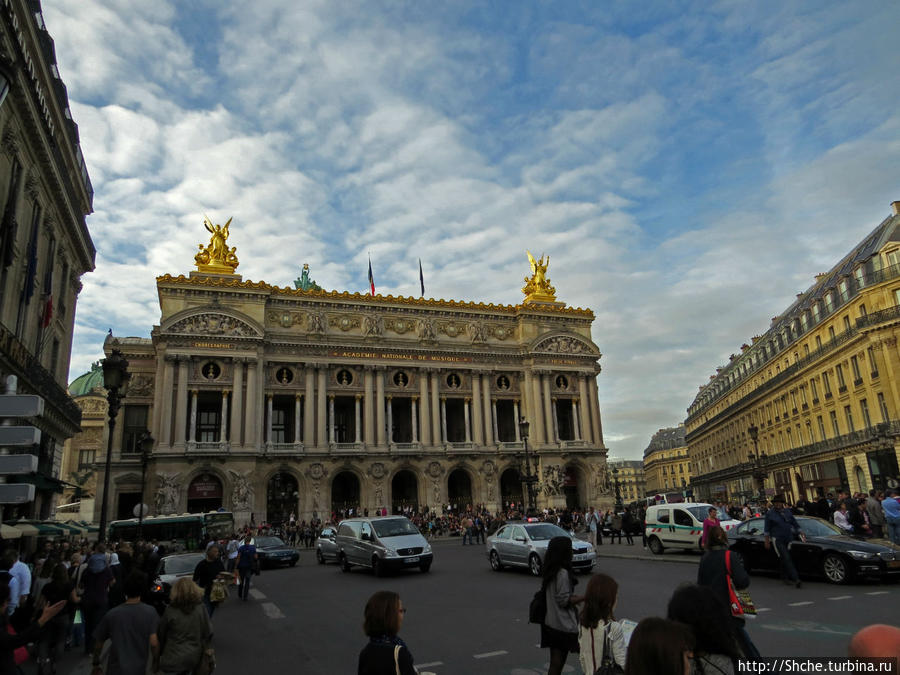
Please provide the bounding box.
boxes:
[643,425,687,458]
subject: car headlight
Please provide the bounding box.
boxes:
[384,548,398,558]
[847,550,877,560]
[423,543,432,554]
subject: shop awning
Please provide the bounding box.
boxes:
[7,522,39,535]
[0,524,22,539]
[54,522,86,535]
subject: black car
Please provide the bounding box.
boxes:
[148,552,206,613]
[727,515,900,584]
[255,535,299,568]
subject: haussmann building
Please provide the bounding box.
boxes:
[69,220,612,526]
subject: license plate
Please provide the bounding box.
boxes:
[404,556,420,563]
[888,560,900,568]
[573,553,591,561]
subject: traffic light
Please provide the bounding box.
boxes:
[0,393,43,504]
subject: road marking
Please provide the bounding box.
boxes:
[249,589,266,600]
[261,602,285,619]
[865,591,889,595]
[473,650,507,659]
[756,608,772,612]
[827,596,852,600]
[417,662,443,668]
[788,601,814,606]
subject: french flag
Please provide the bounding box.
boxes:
[368,256,375,296]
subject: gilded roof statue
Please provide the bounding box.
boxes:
[194,215,239,274]
[522,250,557,303]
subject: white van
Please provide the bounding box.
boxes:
[645,502,740,554]
[335,515,433,575]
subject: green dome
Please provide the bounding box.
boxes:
[68,362,106,398]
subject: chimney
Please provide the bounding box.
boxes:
[892,201,900,216]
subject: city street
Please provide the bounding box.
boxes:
[59,538,899,674]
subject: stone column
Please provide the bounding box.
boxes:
[254,357,266,449]
[266,394,274,445]
[317,367,327,447]
[482,373,493,446]
[230,359,243,446]
[542,374,554,444]
[244,359,258,450]
[364,368,375,446]
[152,353,167,444]
[174,357,189,446]
[354,395,362,444]
[491,399,499,443]
[386,396,393,443]
[577,375,592,443]
[513,400,521,442]
[294,394,302,443]
[551,398,559,442]
[328,395,335,444]
[522,370,534,438]
[588,374,603,445]
[221,391,229,442]
[419,372,430,446]
[188,390,198,443]
[464,398,472,443]
[304,366,314,446]
[376,368,386,446]
[440,397,447,443]
[471,375,484,445]
[572,399,581,441]
[430,372,441,445]
[531,372,545,444]
[411,396,418,443]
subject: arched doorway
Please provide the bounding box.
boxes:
[447,469,472,510]
[392,470,418,513]
[500,468,523,511]
[187,474,223,513]
[266,472,299,525]
[564,465,583,509]
[331,471,360,517]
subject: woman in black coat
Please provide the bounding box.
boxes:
[358,591,416,675]
[697,525,759,658]
[0,583,66,675]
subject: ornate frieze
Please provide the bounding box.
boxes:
[167,313,257,337]
[534,335,593,354]
[330,315,361,332]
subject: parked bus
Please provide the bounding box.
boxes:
[108,511,234,551]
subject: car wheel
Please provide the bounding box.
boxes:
[316,549,325,565]
[372,557,384,577]
[489,550,503,571]
[420,562,431,573]
[529,553,542,577]
[822,553,850,584]
[339,553,351,573]
[648,536,664,555]
[289,559,297,567]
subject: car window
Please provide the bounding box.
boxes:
[372,518,420,538]
[495,526,510,540]
[361,522,373,540]
[512,526,526,541]
[657,509,670,524]
[161,554,204,576]
[524,523,569,541]
[674,510,693,526]
[320,528,334,538]
[736,519,764,535]
[338,522,361,538]
[256,536,285,547]
[686,506,712,522]
[799,518,842,537]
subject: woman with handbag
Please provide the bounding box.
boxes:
[157,578,213,675]
[667,584,741,674]
[541,536,583,675]
[577,574,626,674]
[697,527,758,659]
[357,591,417,675]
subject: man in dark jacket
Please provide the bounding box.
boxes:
[764,494,806,588]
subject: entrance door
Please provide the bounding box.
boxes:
[500,469,523,510]
[391,470,418,513]
[267,472,298,524]
[331,472,360,517]
[447,469,472,509]
[116,492,141,520]
[187,474,223,513]
[563,466,580,509]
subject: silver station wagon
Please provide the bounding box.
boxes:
[486,521,595,576]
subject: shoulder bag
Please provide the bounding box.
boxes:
[209,578,228,603]
[591,623,624,675]
[528,581,547,624]
[725,550,756,619]
[393,644,401,675]
[194,645,216,675]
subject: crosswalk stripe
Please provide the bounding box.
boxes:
[473,651,507,659]
[827,596,852,601]
[788,601,814,606]
[417,662,443,668]
[865,591,890,595]
[261,602,285,619]
[249,588,266,600]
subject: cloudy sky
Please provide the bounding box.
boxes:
[43,1,900,460]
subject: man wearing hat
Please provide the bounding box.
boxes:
[764,494,806,588]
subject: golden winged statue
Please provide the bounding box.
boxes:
[522,250,556,302]
[194,215,239,274]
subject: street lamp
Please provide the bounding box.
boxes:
[518,417,538,515]
[98,349,129,543]
[612,466,623,512]
[137,430,153,540]
[747,423,768,503]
